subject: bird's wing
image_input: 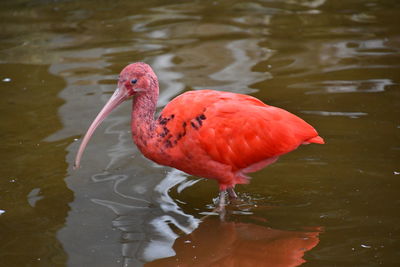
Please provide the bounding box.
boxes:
[159,90,322,171]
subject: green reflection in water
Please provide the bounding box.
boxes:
[0,64,73,265]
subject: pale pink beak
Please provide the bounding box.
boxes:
[74,87,129,169]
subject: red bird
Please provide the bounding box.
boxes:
[75,62,324,207]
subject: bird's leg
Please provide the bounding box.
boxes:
[227,187,237,199]
[217,190,226,220]
[218,190,226,209]
[198,191,226,222]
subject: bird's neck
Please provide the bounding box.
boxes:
[131,91,158,150]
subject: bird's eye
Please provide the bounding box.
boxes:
[131,79,138,84]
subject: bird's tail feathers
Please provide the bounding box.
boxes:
[303,135,325,145]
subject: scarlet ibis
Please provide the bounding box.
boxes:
[74,62,324,207]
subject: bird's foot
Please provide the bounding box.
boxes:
[211,189,237,220]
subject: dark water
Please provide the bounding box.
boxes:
[1,0,399,266]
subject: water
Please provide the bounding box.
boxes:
[0,0,399,266]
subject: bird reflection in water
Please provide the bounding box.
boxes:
[95,169,320,266]
[147,217,321,267]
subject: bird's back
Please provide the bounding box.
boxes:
[143,90,323,188]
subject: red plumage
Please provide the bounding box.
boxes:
[75,62,324,205]
[144,90,324,190]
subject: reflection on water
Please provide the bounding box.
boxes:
[200,39,274,93]
[301,110,367,119]
[148,217,321,267]
[301,79,394,94]
[92,167,321,266]
[95,170,200,264]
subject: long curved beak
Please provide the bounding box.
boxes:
[74,88,128,169]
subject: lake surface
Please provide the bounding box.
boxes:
[1,0,399,266]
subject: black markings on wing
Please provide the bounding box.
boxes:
[190,114,206,130]
[165,139,173,148]
[156,114,175,148]
[176,121,187,141]
[158,114,175,125]
[157,113,207,149]
[160,126,169,138]
[190,121,198,130]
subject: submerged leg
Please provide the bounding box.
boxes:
[198,191,226,222]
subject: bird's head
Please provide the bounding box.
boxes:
[117,62,158,96]
[74,62,158,169]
